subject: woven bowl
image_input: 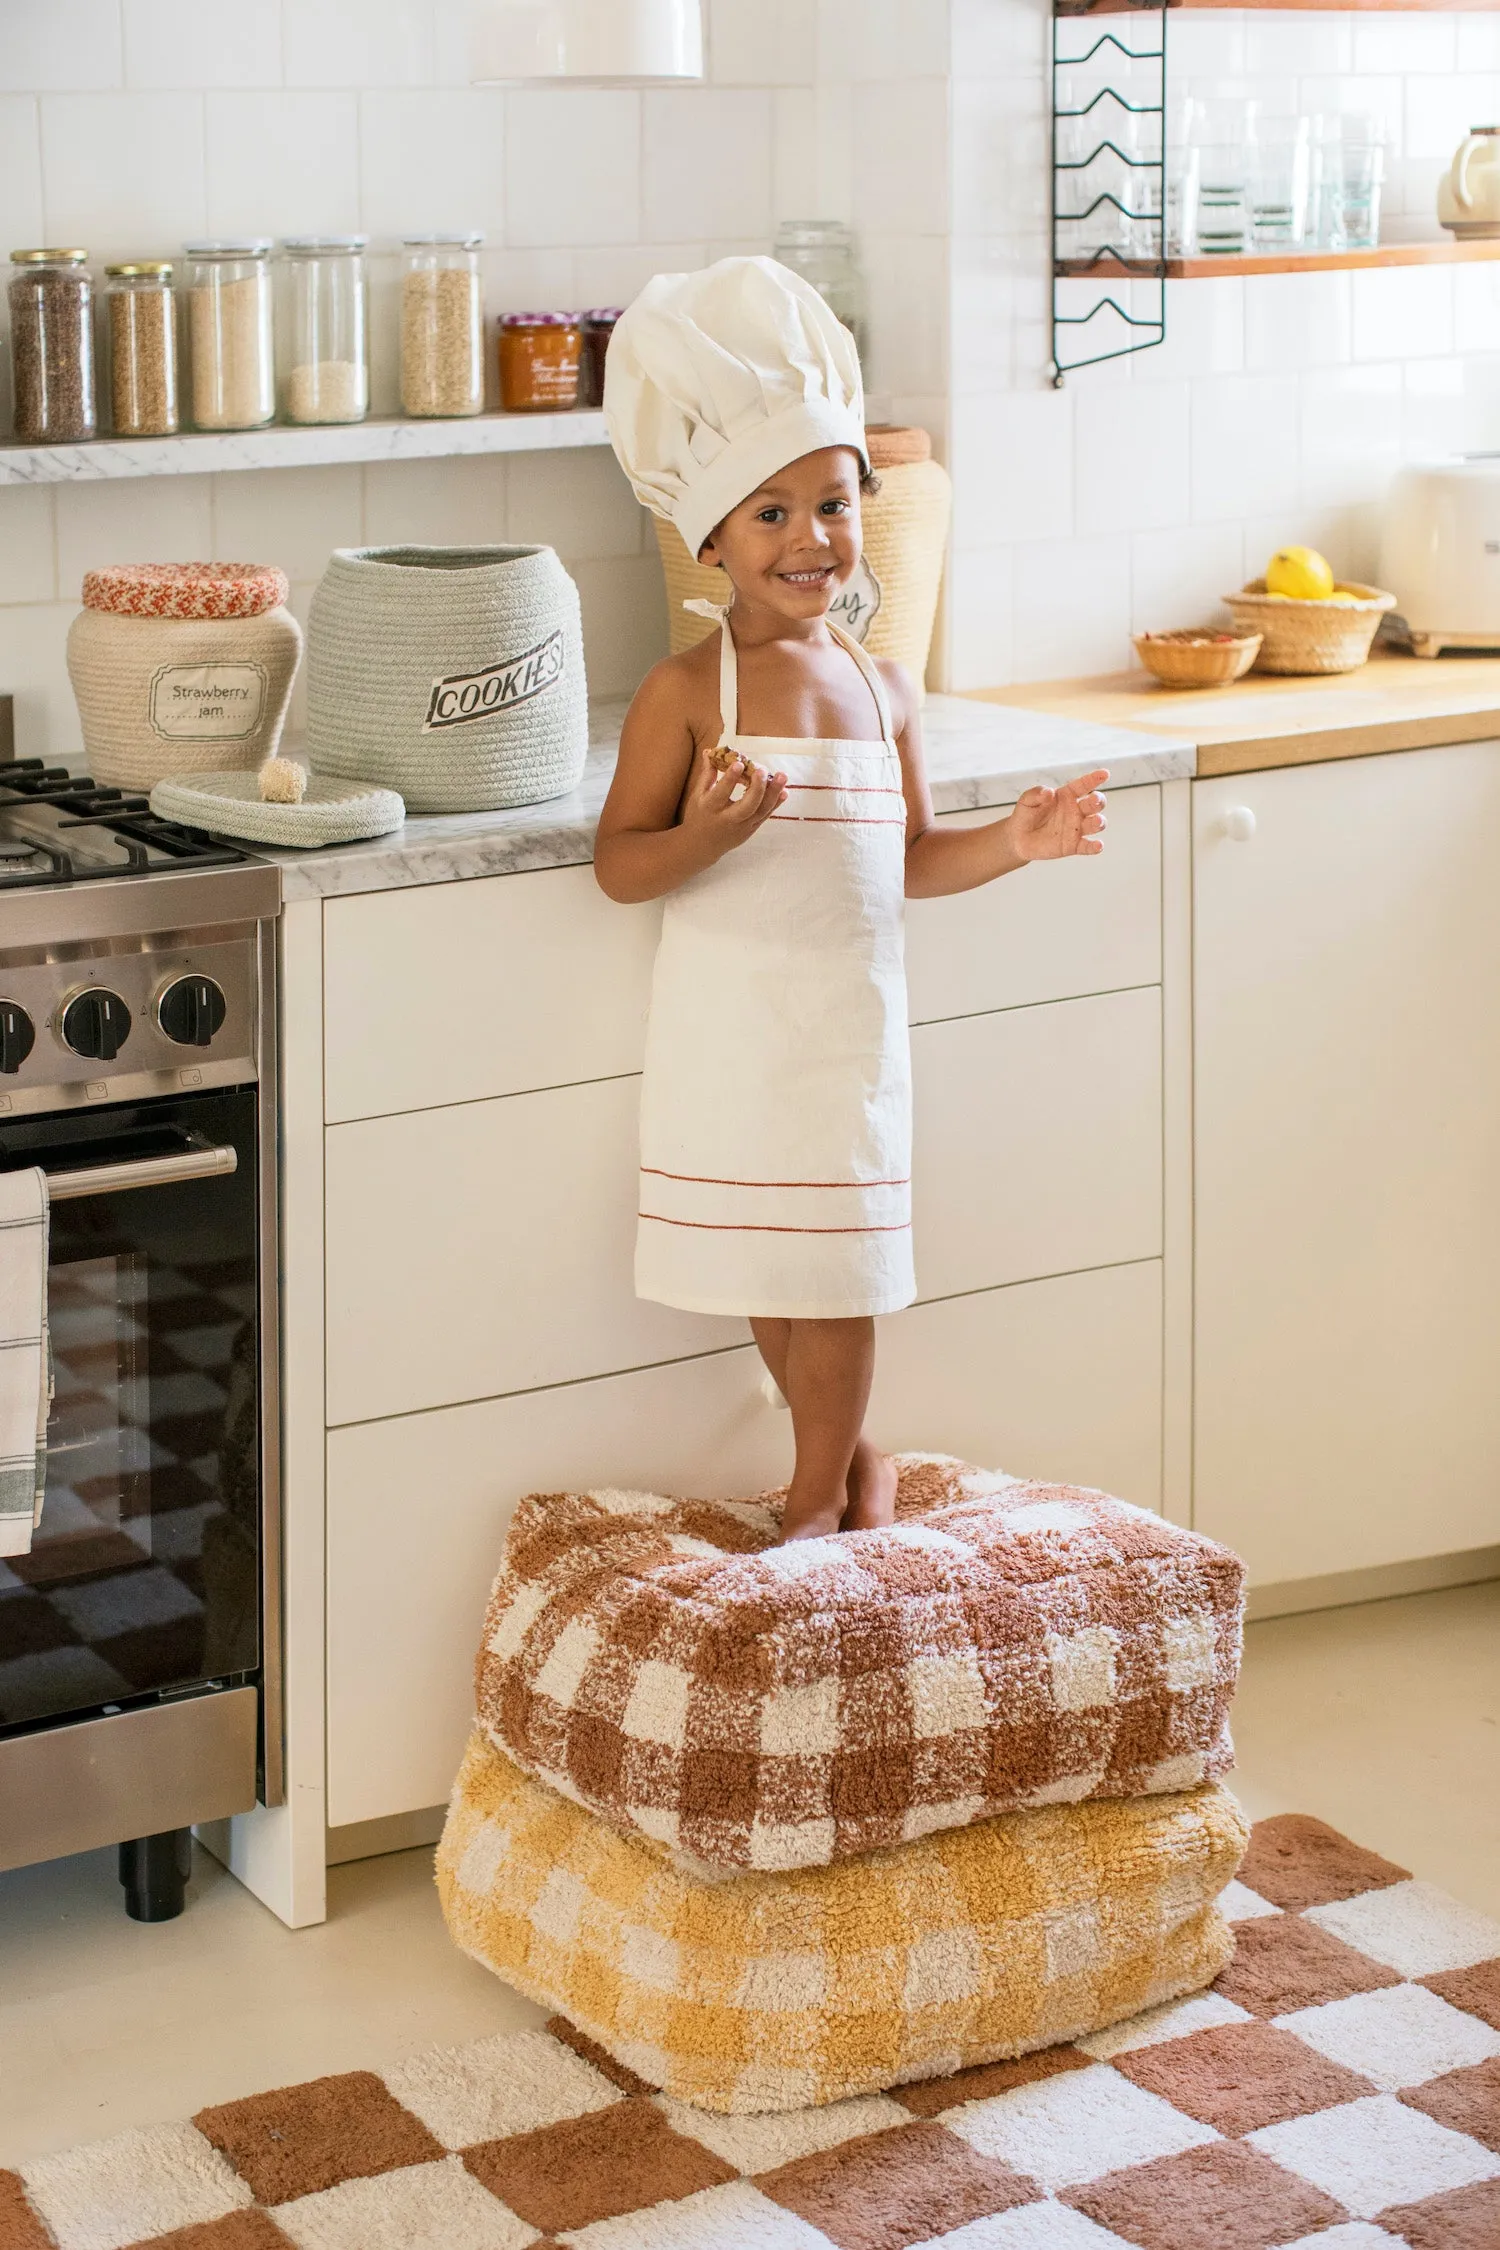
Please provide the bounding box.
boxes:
[1223,579,1396,675]
[1134,628,1262,689]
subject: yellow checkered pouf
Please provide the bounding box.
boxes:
[438,1730,1248,2114]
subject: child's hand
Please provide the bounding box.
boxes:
[682,744,788,860]
[1009,768,1109,862]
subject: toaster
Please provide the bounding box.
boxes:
[1380,456,1500,656]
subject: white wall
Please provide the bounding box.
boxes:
[946,0,1500,688]
[0,0,951,759]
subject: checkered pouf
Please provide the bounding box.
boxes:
[4,1817,1499,2249]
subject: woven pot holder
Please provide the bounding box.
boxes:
[150,769,405,847]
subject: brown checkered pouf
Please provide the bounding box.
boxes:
[5,1819,1499,2249]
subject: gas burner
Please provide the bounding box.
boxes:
[0,760,250,890]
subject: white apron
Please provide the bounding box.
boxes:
[636,613,915,1319]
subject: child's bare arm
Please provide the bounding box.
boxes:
[883,662,1108,900]
[594,660,788,905]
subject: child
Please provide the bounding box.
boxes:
[597,258,1106,1543]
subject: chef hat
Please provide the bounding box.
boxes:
[604,255,867,560]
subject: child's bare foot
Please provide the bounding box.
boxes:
[840,1439,897,1532]
[779,1495,847,1544]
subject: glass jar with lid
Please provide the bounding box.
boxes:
[772,220,867,363]
[8,249,96,443]
[577,308,622,410]
[279,237,368,425]
[400,234,484,419]
[183,240,274,431]
[105,262,178,436]
[498,312,581,413]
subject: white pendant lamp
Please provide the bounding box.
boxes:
[470,0,704,84]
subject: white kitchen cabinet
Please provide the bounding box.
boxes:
[912,987,1162,1303]
[907,784,1161,1025]
[324,1073,740,1425]
[1193,743,1500,1584]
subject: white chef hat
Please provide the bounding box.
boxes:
[604,255,867,560]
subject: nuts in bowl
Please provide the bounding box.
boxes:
[1134,627,1263,689]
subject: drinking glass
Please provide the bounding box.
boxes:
[1339,123,1385,251]
[1249,115,1310,251]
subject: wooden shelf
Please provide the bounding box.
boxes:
[1057,238,1500,279]
[0,408,610,488]
[1060,1,1497,15]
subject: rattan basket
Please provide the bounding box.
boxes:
[1134,628,1262,689]
[1223,580,1396,675]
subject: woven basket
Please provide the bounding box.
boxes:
[1134,628,1262,689]
[1223,580,1396,676]
[65,605,302,790]
[306,545,588,814]
[650,424,952,698]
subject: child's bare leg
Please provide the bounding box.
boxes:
[750,1315,791,1404]
[840,1436,898,1531]
[753,1316,875,1542]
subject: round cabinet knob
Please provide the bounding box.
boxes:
[60,987,132,1063]
[1223,805,1257,842]
[0,1000,35,1076]
[157,974,227,1049]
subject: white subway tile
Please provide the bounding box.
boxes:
[1297,73,1404,153]
[123,0,281,90]
[483,246,578,317]
[0,487,56,606]
[571,552,669,699]
[507,89,640,248]
[708,0,818,87]
[1190,373,1301,522]
[283,577,314,748]
[54,474,214,596]
[282,0,433,90]
[853,0,951,83]
[1299,362,1403,508]
[1147,278,1244,382]
[358,91,508,243]
[1130,520,1245,636]
[205,92,360,237]
[0,96,44,250]
[1244,273,1350,373]
[863,233,948,399]
[1351,265,1452,363]
[211,465,363,585]
[1165,17,1247,80]
[1352,15,1455,76]
[362,455,509,548]
[853,79,949,239]
[1404,354,1500,460]
[1406,75,1494,163]
[1390,154,1446,227]
[772,87,818,223]
[0,604,84,760]
[1009,533,1132,681]
[952,0,1047,82]
[1244,12,1350,79]
[953,73,1048,237]
[945,543,1014,693]
[952,239,1045,397]
[0,0,122,93]
[807,77,855,224]
[1457,16,1500,72]
[40,93,206,260]
[1075,380,1192,536]
[1454,262,1500,355]
[508,447,646,563]
[950,387,1074,548]
[642,89,773,246]
[573,244,704,310]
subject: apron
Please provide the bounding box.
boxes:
[635,611,915,1320]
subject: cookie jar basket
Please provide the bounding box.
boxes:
[65,562,302,789]
[305,545,588,814]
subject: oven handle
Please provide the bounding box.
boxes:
[45,1143,239,1201]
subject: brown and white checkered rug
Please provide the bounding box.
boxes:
[4,1818,1499,2250]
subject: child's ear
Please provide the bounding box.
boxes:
[697,534,723,570]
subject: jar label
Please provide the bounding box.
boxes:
[423,628,565,731]
[149,661,268,740]
[829,556,883,644]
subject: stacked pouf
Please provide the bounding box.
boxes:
[437,1456,1250,2115]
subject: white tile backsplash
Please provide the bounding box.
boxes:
[357,90,509,242]
[709,0,819,88]
[853,78,950,239]
[0,488,57,608]
[1244,273,1350,374]
[204,90,361,237]
[0,0,123,94]
[0,95,46,250]
[1010,533,1133,682]
[1189,374,1302,523]
[1300,363,1404,508]
[54,475,215,597]
[642,88,774,246]
[211,464,365,586]
[1130,521,1246,637]
[122,0,282,92]
[950,388,1074,550]
[1351,265,1453,364]
[1075,382,1193,537]
[507,89,642,248]
[282,0,434,92]
[40,93,207,258]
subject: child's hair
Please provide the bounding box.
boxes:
[860,467,882,498]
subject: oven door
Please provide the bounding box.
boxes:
[0,1089,261,1744]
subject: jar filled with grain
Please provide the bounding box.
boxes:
[279,237,368,425]
[183,240,274,430]
[104,262,178,436]
[8,249,96,443]
[498,312,581,413]
[400,234,484,418]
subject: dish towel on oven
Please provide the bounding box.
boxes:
[0,1167,51,1557]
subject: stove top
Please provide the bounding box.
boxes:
[0,761,251,891]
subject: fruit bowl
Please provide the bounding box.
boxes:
[1134,627,1262,689]
[1223,579,1396,675]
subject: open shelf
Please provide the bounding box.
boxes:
[1057,237,1500,277]
[1059,0,1497,14]
[0,407,610,488]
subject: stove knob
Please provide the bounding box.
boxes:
[0,1000,35,1075]
[61,987,131,1063]
[157,974,227,1049]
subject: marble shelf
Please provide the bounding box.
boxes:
[0,409,610,486]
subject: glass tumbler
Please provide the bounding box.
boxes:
[1249,115,1311,251]
[279,237,369,425]
[1339,125,1386,251]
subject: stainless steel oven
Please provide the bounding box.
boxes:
[0,779,280,1921]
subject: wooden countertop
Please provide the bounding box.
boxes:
[968,648,1500,776]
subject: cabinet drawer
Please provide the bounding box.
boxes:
[324,1075,736,1426]
[906,783,1160,1026]
[912,986,1162,1302]
[323,865,661,1123]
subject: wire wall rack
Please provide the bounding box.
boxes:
[1051,0,1168,385]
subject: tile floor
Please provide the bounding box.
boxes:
[1,1578,1495,2172]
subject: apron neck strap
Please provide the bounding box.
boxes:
[718,614,738,744]
[828,619,897,746]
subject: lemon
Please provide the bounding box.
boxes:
[1324,591,1360,605]
[1266,546,1335,601]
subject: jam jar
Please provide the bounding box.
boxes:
[498,312,581,412]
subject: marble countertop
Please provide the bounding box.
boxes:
[266,693,1190,903]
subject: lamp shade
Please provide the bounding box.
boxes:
[470,0,704,83]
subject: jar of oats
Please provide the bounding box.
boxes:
[183,240,274,430]
[9,249,96,443]
[400,234,484,418]
[279,237,369,425]
[105,262,178,436]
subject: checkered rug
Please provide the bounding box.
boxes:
[4,1817,1499,2250]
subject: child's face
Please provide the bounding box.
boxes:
[698,447,863,622]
